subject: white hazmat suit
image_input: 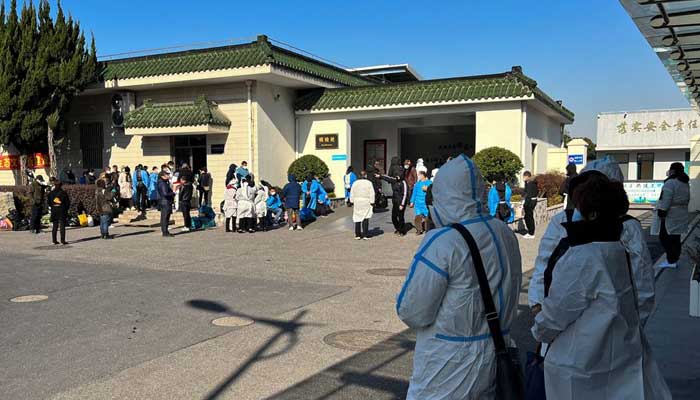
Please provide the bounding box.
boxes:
[532,218,671,399]
[396,155,522,400]
[349,178,375,223]
[528,157,656,325]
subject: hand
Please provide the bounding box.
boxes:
[531,304,542,316]
[410,203,414,208]
[399,206,404,211]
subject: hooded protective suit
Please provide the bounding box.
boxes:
[349,177,375,223]
[528,156,656,325]
[396,155,522,400]
[223,179,238,218]
[254,185,268,217]
[301,178,321,211]
[415,158,428,174]
[487,182,515,223]
[532,218,671,400]
[235,180,255,219]
[651,172,690,236]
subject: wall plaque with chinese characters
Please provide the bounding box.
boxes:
[315,134,339,149]
[597,109,699,150]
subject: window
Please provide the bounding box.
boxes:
[637,153,654,180]
[80,122,103,169]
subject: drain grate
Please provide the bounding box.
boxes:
[211,316,254,327]
[366,268,408,277]
[323,329,413,352]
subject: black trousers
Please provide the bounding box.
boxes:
[225,217,237,232]
[181,202,191,229]
[198,189,211,207]
[136,184,148,211]
[355,219,369,238]
[160,202,172,235]
[30,204,42,232]
[391,202,406,233]
[524,202,536,235]
[239,217,254,232]
[51,218,66,243]
[660,219,682,264]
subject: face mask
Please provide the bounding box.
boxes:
[572,208,584,222]
[404,165,409,169]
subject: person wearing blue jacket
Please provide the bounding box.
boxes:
[282,174,302,230]
[487,179,515,223]
[315,175,333,217]
[132,164,150,213]
[148,166,159,208]
[410,170,431,235]
[266,187,283,225]
[301,175,322,212]
[344,166,357,205]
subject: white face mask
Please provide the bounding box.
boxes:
[404,165,410,169]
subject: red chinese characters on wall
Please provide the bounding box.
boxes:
[0,153,48,170]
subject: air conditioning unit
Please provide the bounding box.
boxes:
[110,92,135,128]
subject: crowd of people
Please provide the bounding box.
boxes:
[396,155,686,399]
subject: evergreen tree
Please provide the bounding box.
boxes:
[0,0,97,181]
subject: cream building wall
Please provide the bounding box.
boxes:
[254,81,296,188]
[525,104,565,174]
[296,115,351,193]
[474,102,523,159]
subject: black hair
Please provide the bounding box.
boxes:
[573,173,628,220]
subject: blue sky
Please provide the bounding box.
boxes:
[53,0,689,140]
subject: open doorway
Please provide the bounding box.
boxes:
[400,125,474,172]
[172,135,207,172]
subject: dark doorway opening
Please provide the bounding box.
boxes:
[172,135,207,172]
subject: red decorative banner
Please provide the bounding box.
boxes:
[0,153,49,170]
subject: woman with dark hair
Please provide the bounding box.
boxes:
[532,173,671,399]
[652,162,690,268]
[225,163,238,188]
[47,180,70,245]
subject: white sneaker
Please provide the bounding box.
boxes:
[296,226,304,231]
[181,227,190,232]
[355,236,362,240]
[363,237,371,241]
[289,226,295,231]
[523,234,535,239]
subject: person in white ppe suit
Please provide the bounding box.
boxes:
[528,156,656,326]
[651,161,690,268]
[532,172,671,400]
[396,155,522,400]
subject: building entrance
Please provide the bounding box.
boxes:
[172,135,207,172]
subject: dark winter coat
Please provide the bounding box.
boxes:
[387,156,403,180]
[282,174,302,209]
[95,188,114,216]
[199,173,212,188]
[381,175,409,207]
[179,182,193,204]
[31,180,45,206]
[47,188,70,222]
[157,178,175,205]
[524,179,538,207]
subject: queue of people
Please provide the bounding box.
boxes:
[396,155,676,399]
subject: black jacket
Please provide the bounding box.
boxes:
[31,181,45,206]
[381,176,409,207]
[199,173,212,188]
[157,179,175,204]
[47,188,70,221]
[524,180,538,206]
[95,188,114,215]
[282,174,302,209]
[179,182,193,203]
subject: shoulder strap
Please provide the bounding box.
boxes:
[451,223,507,353]
[565,208,574,223]
[544,238,571,298]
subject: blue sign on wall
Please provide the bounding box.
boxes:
[331,154,347,161]
[568,154,584,165]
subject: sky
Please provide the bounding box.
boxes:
[45,0,692,141]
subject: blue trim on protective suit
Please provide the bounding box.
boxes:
[416,255,449,279]
[435,329,510,342]
[396,258,419,314]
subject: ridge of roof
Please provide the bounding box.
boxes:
[100,35,374,87]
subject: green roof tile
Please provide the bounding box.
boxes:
[101,35,372,87]
[294,68,574,121]
[124,96,231,129]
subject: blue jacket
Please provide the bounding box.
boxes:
[266,194,282,211]
[344,172,357,199]
[157,178,174,204]
[488,183,515,223]
[132,169,150,193]
[235,167,250,183]
[148,172,159,200]
[411,179,431,216]
[302,179,322,210]
[318,181,331,206]
[282,175,302,209]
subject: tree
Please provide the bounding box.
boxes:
[472,147,523,184]
[288,155,329,181]
[0,0,97,182]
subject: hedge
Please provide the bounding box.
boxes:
[535,173,565,206]
[473,147,523,184]
[288,155,329,181]
[0,184,99,217]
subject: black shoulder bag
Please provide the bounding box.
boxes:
[452,223,525,400]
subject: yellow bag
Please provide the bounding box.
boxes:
[78,213,88,227]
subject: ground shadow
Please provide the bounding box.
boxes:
[69,229,156,243]
[266,329,415,400]
[186,299,322,400]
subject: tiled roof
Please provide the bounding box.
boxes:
[101,35,373,87]
[295,67,574,120]
[124,96,231,129]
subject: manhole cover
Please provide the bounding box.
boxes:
[211,316,254,327]
[10,295,48,303]
[366,268,408,277]
[323,330,413,352]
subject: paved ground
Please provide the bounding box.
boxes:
[0,205,693,399]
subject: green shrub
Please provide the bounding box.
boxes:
[0,184,98,217]
[535,173,565,207]
[287,155,329,181]
[473,147,523,184]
